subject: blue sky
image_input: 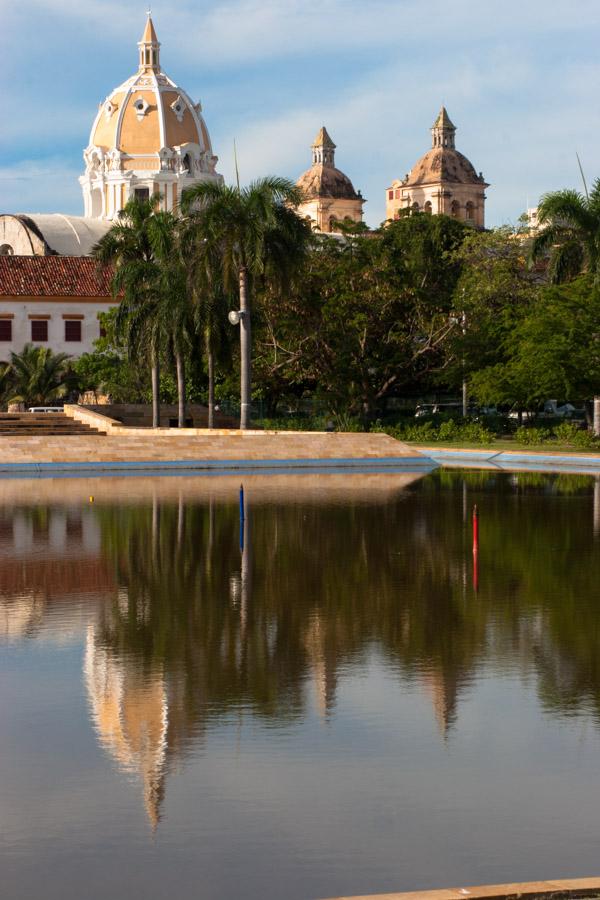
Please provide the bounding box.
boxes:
[2,0,600,228]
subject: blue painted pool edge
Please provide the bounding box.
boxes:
[0,455,435,475]
[426,448,600,470]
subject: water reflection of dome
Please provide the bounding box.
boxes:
[84,627,168,828]
[0,593,44,639]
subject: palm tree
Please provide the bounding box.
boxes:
[180,177,312,429]
[530,179,600,283]
[8,344,73,407]
[179,221,232,428]
[94,196,183,428]
[0,363,14,410]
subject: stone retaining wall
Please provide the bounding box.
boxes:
[323,876,600,900]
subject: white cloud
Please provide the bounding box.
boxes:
[3,0,600,225]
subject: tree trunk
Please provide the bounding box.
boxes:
[207,338,215,430]
[176,351,186,428]
[239,266,251,430]
[151,348,160,429]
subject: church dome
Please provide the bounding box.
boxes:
[81,15,221,220]
[407,146,482,186]
[88,16,213,159]
[296,127,361,201]
[296,165,360,200]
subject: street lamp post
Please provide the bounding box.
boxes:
[228,307,250,429]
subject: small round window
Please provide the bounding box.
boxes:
[0,244,14,256]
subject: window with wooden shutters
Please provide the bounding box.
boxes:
[31,320,48,342]
[65,320,82,342]
[0,320,11,341]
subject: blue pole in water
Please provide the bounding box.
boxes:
[239,484,245,552]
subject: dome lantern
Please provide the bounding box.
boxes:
[431,106,456,150]
[138,12,161,72]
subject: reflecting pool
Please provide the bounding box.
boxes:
[1,470,600,900]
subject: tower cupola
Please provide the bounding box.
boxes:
[312,127,336,167]
[138,12,160,72]
[431,106,456,149]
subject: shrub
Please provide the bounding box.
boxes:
[553,422,581,444]
[374,419,494,445]
[572,429,600,450]
[514,426,552,445]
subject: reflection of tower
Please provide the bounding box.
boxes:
[304,612,337,719]
[84,627,168,828]
[423,668,460,739]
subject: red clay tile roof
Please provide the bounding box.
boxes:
[0,255,114,298]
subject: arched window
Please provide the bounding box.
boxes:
[465,201,475,223]
[328,216,337,233]
[0,244,14,256]
[411,202,420,214]
[424,201,432,215]
[451,201,460,219]
[182,153,192,174]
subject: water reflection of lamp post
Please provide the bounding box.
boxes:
[240,489,251,636]
[594,475,600,537]
[231,487,251,638]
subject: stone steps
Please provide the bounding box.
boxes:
[0,414,101,436]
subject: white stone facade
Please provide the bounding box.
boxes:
[0,300,116,363]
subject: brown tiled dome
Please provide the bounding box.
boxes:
[408,148,483,186]
[296,164,361,200]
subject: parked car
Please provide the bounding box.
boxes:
[415,402,478,418]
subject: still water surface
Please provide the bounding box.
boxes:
[1,469,600,900]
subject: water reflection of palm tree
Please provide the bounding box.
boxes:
[10,471,600,825]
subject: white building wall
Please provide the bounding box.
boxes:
[0,300,118,362]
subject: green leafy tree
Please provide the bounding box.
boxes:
[181,177,312,429]
[470,276,600,409]
[447,228,540,412]
[531,178,600,283]
[254,213,468,421]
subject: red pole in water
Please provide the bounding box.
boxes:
[472,504,479,592]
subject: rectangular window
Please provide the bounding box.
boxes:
[31,320,48,342]
[135,187,150,201]
[65,320,82,342]
[0,320,11,341]
[388,190,394,200]
[395,190,401,200]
